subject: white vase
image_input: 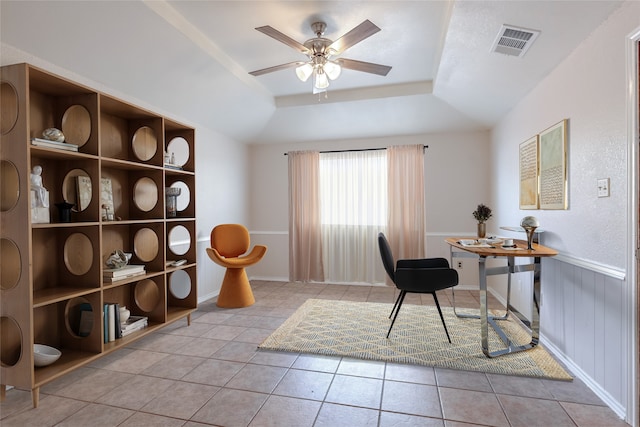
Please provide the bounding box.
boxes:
[119,306,130,324]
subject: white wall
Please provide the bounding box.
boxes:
[247,130,491,281]
[490,1,639,421]
[195,128,250,302]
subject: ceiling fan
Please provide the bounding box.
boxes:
[249,20,392,94]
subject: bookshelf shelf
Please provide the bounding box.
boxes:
[0,63,197,408]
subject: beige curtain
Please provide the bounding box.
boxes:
[288,151,324,282]
[386,144,425,261]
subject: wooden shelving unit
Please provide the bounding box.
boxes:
[0,63,197,407]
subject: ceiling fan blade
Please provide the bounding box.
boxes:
[328,20,381,55]
[255,26,309,54]
[337,58,392,76]
[249,61,306,76]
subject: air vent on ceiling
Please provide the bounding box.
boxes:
[490,24,540,57]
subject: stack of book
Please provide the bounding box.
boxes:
[103,303,148,342]
[103,265,145,282]
[120,316,148,337]
[31,137,79,152]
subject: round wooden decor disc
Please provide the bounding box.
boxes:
[133,177,158,212]
[0,238,21,290]
[0,316,22,367]
[61,105,91,146]
[135,279,160,312]
[0,160,20,212]
[134,228,158,262]
[132,126,157,161]
[1,82,19,135]
[64,233,93,275]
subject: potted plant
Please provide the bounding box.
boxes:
[472,203,492,238]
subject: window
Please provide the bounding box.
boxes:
[319,150,387,283]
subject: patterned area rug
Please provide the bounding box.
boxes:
[259,299,572,380]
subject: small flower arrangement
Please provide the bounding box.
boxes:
[472,204,492,223]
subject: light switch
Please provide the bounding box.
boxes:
[597,178,610,197]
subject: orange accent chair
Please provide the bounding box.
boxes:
[206,224,267,308]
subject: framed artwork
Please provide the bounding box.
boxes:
[519,135,539,209]
[76,175,92,211]
[539,119,568,209]
[100,178,115,220]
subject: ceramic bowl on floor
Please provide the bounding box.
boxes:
[34,344,61,367]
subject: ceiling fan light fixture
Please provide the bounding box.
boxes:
[314,69,329,90]
[295,63,313,82]
[323,61,341,80]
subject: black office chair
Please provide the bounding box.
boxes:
[378,232,459,342]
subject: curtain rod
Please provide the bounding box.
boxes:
[284,145,428,155]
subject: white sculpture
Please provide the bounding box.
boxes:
[30,165,49,208]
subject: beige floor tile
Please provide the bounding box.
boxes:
[384,363,437,385]
[541,377,607,406]
[325,374,383,409]
[0,388,33,420]
[129,333,196,353]
[486,373,554,399]
[173,337,227,358]
[141,353,206,379]
[95,375,174,410]
[314,402,380,427]
[141,381,219,420]
[161,321,216,337]
[249,349,299,367]
[440,387,509,427]
[560,401,628,427]
[39,367,97,395]
[291,354,341,373]
[193,311,235,324]
[0,395,86,427]
[212,341,259,363]
[53,369,133,402]
[379,411,445,427]
[272,368,333,401]
[225,364,287,393]
[55,402,134,427]
[435,368,493,392]
[119,411,186,426]
[248,395,321,427]
[202,324,247,340]
[102,349,169,374]
[181,359,244,386]
[221,314,261,327]
[381,380,442,418]
[336,358,386,379]
[498,394,576,426]
[234,327,273,344]
[191,388,268,427]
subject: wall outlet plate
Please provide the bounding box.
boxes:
[597,178,610,197]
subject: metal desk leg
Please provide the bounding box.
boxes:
[482,256,542,358]
[451,250,510,321]
[478,256,490,355]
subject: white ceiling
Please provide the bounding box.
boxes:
[0,1,623,145]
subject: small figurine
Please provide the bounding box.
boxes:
[30,165,49,208]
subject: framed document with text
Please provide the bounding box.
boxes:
[539,119,568,209]
[519,136,539,209]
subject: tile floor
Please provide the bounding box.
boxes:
[1,281,629,427]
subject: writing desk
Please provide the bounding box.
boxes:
[445,237,558,358]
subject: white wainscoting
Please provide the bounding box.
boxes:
[540,257,628,419]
